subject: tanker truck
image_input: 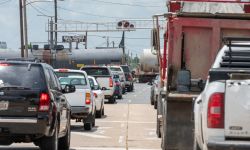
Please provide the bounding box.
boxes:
[136,49,159,83]
[0,48,123,69]
[153,1,250,150]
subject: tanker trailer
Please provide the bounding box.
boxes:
[136,49,159,83]
[0,48,123,69]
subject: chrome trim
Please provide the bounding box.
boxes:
[0,118,37,123]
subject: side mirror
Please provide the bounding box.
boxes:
[101,87,107,91]
[63,84,76,93]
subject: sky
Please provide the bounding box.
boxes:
[0,0,166,56]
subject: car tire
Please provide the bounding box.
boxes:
[118,95,122,99]
[96,110,102,118]
[84,123,92,131]
[102,107,104,115]
[154,99,157,109]
[109,97,116,104]
[59,119,71,150]
[40,121,59,150]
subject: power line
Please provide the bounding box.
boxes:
[57,6,139,19]
[0,0,12,5]
[86,0,162,8]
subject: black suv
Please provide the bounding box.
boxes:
[0,59,74,150]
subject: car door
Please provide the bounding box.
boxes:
[48,69,68,133]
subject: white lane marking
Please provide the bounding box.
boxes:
[128,99,132,103]
[123,114,127,117]
[97,120,156,124]
[71,148,161,150]
[118,136,124,144]
[72,132,111,139]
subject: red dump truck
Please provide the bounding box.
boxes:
[153,1,250,150]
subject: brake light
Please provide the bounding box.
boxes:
[0,63,10,66]
[58,69,68,72]
[207,93,224,128]
[86,92,91,105]
[94,93,98,98]
[109,77,113,87]
[128,74,132,81]
[39,93,50,112]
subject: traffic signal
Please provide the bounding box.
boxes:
[117,20,135,29]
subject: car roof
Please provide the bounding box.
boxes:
[54,68,87,74]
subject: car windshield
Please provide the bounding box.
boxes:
[82,68,110,76]
[0,63,45,89]
[110,67,122,72]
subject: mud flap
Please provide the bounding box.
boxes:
[164,100,194,150]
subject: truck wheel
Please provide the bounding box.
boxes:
[109,97,116,104]
[156,110,161,138]
[96,110,102,118]
[59,119,71,150]
[40,121,59,150]
[118,95,122,99]
[84,123,92,131]
[102,107,104,115]
[154,99,157,109]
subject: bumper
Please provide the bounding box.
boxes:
[71,106,91,119]
[0,117,50,135]
[104,89,114,99]
[207,139,250,150]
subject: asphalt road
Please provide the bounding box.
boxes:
[0,83,161,150]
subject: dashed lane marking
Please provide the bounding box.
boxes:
[96,120,156,124]
[72,147,161,150]
[72,132,111,139]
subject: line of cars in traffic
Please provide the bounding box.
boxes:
[0,59,134,150]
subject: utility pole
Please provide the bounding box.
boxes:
[106,36,109,48]
[50,19,54,51]
[23,0,28,57]
[54,0,58,47]
[19,0,24,57]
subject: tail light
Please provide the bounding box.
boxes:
[115,81,120,86]
[85,92,91,105]
[128,74,132,81]
[39,93,50,112]
[94,93,98,98]
[207,93,224,128]
[109,77,113,87]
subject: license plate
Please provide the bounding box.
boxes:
[0,101,9,111]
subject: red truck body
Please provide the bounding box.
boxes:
[157,1,250,150]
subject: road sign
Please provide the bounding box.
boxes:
[62,35,86,43]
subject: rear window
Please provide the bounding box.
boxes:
[110,67,122,72]
[81,68,110,76]
[121,66,130,73]
[59,77,87,86]
[0,63,45,89]
[55,72,85,78]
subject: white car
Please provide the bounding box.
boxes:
[81,66,116,103]
[88,76,105,118]
[55,69,96,131]
[109,66,126,94]
[194,38,250,150]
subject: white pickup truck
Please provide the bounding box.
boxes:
[55,69,96,131]
[194,37,250,150]
[81,66,116,104]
